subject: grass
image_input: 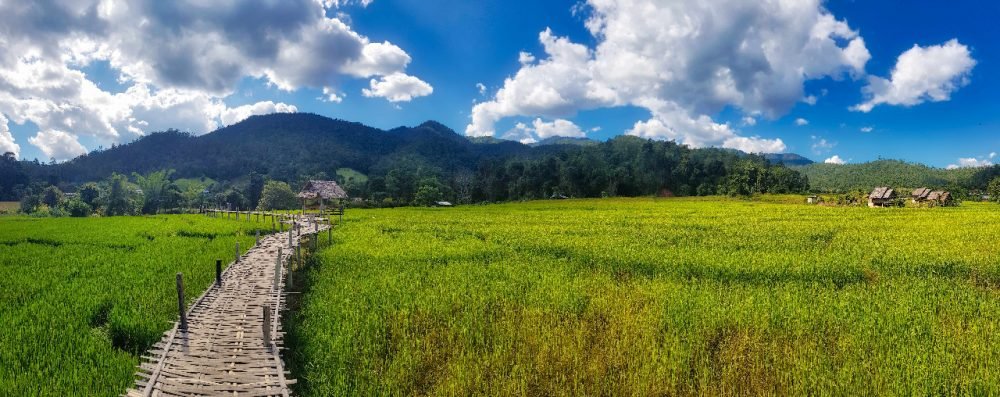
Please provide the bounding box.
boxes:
[290,197,1000,395]
[0,214,274,395]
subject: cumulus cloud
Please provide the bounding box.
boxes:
[824,155,846,165]
[795,118,809,126]
[518,52,536,65]
[860,126,874,133]
[532,118,586,139]
[476,83,487,95]
[220,101,297,126]
[811,136,835,154]
[0,0,427,158]
[28,130,87,161]
[362,73,433,102]
[854,40,976,112]
[742,116,757,126]
[467,0,868,152]
[500,118,586,144]
[946,157,993,170]
[991,152,997,159]
[0,114,18,157]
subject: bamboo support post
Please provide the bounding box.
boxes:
[274,247,283,291]
[176,273,187,330]
[263,305,272,349]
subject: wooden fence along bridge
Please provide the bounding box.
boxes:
[126,210,334,397]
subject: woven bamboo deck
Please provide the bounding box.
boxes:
[126,216,327,397]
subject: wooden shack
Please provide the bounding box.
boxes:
[806,195,819,204]
[911,187,932,203]
[297,180,348,214]
[868,187,896,208]
[926,190,954,206]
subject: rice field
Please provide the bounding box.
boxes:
[290,197,1000,395]
[0,214,272,395]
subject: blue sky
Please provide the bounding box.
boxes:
[0,0,997,168]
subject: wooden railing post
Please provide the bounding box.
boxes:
[263,305,272,349]
[216,259,222,286]
[255,229,260,246]
[274,247,282,291]
[176,273,187,330]
[235,242,240,263]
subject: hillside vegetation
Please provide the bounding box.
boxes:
[5,114,810,208]
[797,159,995,192]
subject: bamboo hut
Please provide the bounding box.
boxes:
[297,180,348,214]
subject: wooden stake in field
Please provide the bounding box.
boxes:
[235,242,240,263]
[176,273,187,330]
[215,259,222,286]
[255,230,260,246]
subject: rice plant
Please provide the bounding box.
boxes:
[290,197,1000,395]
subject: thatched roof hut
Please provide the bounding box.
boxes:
[927,191,953,205]
[868,187,896,207]
[911,187,932,202]
[297,180,347,213]
[297,180,348,200]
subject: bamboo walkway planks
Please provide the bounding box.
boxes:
[126,214,328,397]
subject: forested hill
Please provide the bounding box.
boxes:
[796,160,998,192]
[27,114,536,184]
[3,113,815,204]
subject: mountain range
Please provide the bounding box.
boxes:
[5,113,997,198]
[20,113,813,184]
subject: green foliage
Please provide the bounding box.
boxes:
[413,178,444,206]
[19,194,40,213]
[988,177,1000,203]
[292,198,1000,395]
[257,180,299,210]
[63,198,92,217]
[247,171,265,210]
[41,186,63,208]
[102,173,141,216]
[0,151,29,201]
[797,160,979,192]
[0,215,272,395]
[133,169,175,214]
[78,182,101,207]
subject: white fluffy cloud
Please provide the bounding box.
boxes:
[860,126,874,133]
[362,73,433,102]
[947,157,993,170]
[811,136,835,154]
[220,101,298,126]
[28,130,87,161]
[824,155,846,165]
[795,118,809,126]
[500,118,586,144]
[532,118,586,139]
[0,0,427,160]
[854,40,975,112]
[0,114,18,157]
[468,0,869,153]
